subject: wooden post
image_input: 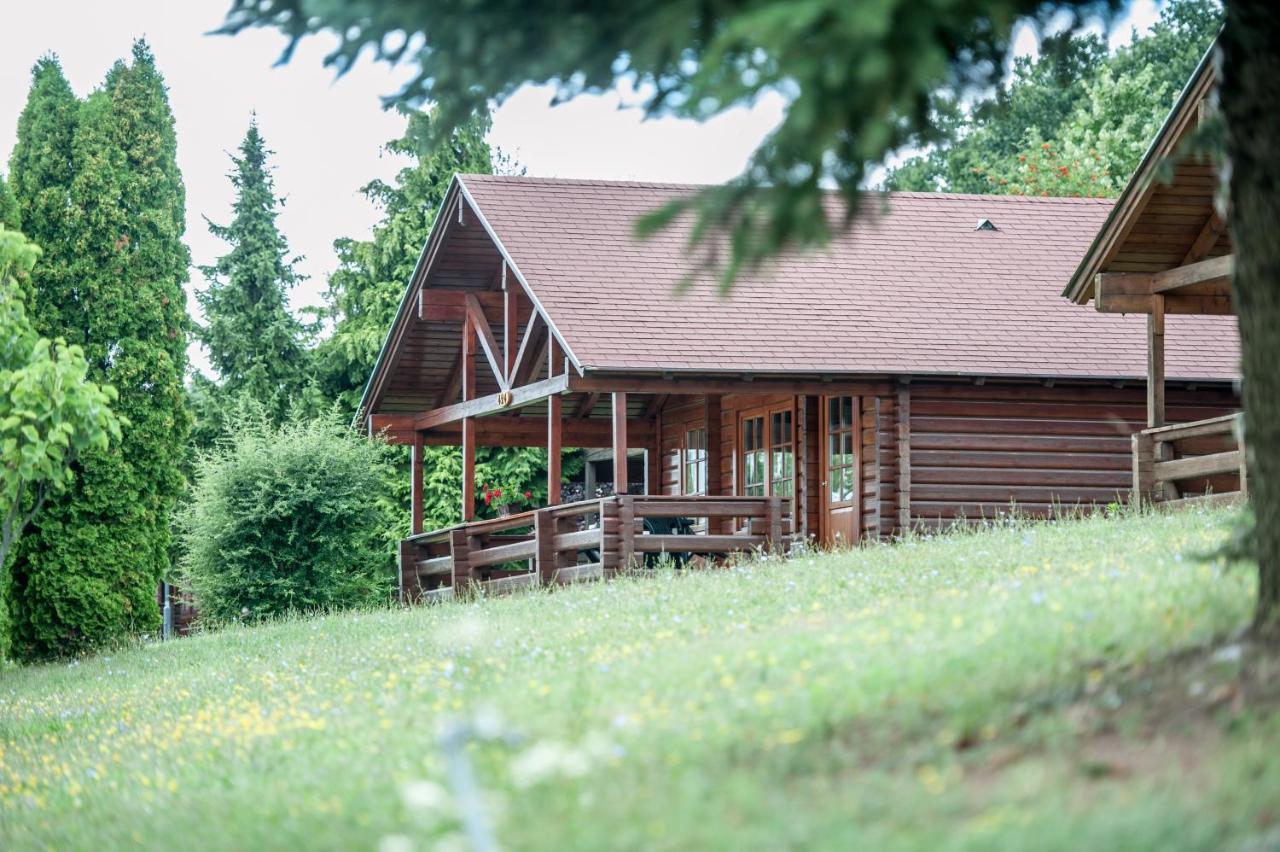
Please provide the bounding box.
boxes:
[612,392,628,495]
[704,394,725,533]
[599,498,620,577]
[449,528,473,594]
[398,540,414,604]
[1236,413,1249,498]
[503,273,518,382]
[617,495,636,571]
[461,314,476,521]
[411,433,425,535]
[765,495,783,553]
[896,386,911,535]
[547,393,563,506]
[534,508,556,586]
[1147,294,1166,428]
[1132,431,1156,505]
[796,395,808,540]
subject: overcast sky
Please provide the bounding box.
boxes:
[1,0,1161,373]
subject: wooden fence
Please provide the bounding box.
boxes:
[1133,412,1247,507]
[398,495,791,603]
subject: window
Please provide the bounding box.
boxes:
[770,410,794,497]
[683,427,708,495]
[739,406,793,497]
[742,416,767,496]
[827,396,857,503]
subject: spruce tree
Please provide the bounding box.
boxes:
[193,119,310,446]
[8,41,191,659]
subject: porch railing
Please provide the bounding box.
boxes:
[1133,412,1247,507]
[398,495,791,603]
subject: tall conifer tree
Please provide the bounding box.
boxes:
[0,173,19,231]
[193,119,310,445]
[6,57,78,323]
[8,41,191,659]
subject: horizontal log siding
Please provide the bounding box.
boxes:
[906,381,1239,527]
[658,397,705,495]
[861,395,898,540]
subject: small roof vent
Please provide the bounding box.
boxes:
[975,218,998,231]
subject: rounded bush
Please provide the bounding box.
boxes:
[179,414,398,623]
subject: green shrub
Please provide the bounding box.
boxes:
[180,412,398,623]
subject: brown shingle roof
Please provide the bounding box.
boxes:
[454,174,1238,382]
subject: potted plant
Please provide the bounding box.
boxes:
[480,482,534,516]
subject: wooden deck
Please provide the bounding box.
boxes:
[1133,412,1247,507]
[397,495,791,603]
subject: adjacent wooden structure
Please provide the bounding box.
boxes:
[1063,44,1245,506]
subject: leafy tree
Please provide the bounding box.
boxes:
[179,409,397,623]
[193,119,313,447]
[221,0,1280,633]
[0,174,18,231]
[0,229,123,656]
[8,41,192,659]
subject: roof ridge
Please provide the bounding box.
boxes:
[458,173,1115,204]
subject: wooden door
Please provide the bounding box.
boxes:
[819,395,860,546]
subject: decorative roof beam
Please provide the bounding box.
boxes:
[465,293,509,391]
[413,373,571,431]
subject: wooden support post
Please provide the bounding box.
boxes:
[796,395,808,540]
[534,509,556,586]
[599,498,620,578]
[704,394,725,533]
[503,279,518,382]
[1236,414,1249,498]
[398,540,414,604]
[612,391,628,495]
[1132,431,1156,505]
[461,313,476,521]
[411,433,425,535]
[547,392,562,505]
[896,386,911,534]
[765,495,783,552]
[617,495,636,572]
[449,529,473,594]
[1147,294,1166,428]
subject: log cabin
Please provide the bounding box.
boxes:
[1063,44,1244,506]
[362,169,1238,601]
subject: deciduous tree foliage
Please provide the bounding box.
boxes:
[192,119,313,447]
[221,0,1280,632]
[7,41,193,659]
[885,0,1221,195]
[0,229,123,657]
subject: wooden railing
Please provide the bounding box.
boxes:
[1133,412,1247,507]
[398,495,791,603]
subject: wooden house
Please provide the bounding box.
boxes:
[1062,45,1244,505]
[362,170,1238,600]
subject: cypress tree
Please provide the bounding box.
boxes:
[193,118,310,445]
[8,41,191,659]
[6,56,78,323]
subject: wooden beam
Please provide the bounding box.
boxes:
[461,417,476,521]
[1152,253,1234,294]
[547,392,563,505]
[464,293,507,390]
[1182,212,1226,265]
[510,312,548,388]
[575,391,600,419]
[370,414,654,448]
[1148,294,1165,428]
[1094,271,1233,315]
[461,314,476,402]
[569,375,894,398]
[414,373,571,430]
[704,395,723,499]
[643,394,669,420]
[503,279,519,380]
[612,392,628,494]
[418,290,513,323]
[411,433,425,535]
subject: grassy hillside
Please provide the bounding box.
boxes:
[2,507,1276,851]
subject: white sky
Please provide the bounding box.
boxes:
[0,0,1161,374]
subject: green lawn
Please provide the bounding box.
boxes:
[2,507,1276,851]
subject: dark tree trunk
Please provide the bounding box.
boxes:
[1221,0,1280,639]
